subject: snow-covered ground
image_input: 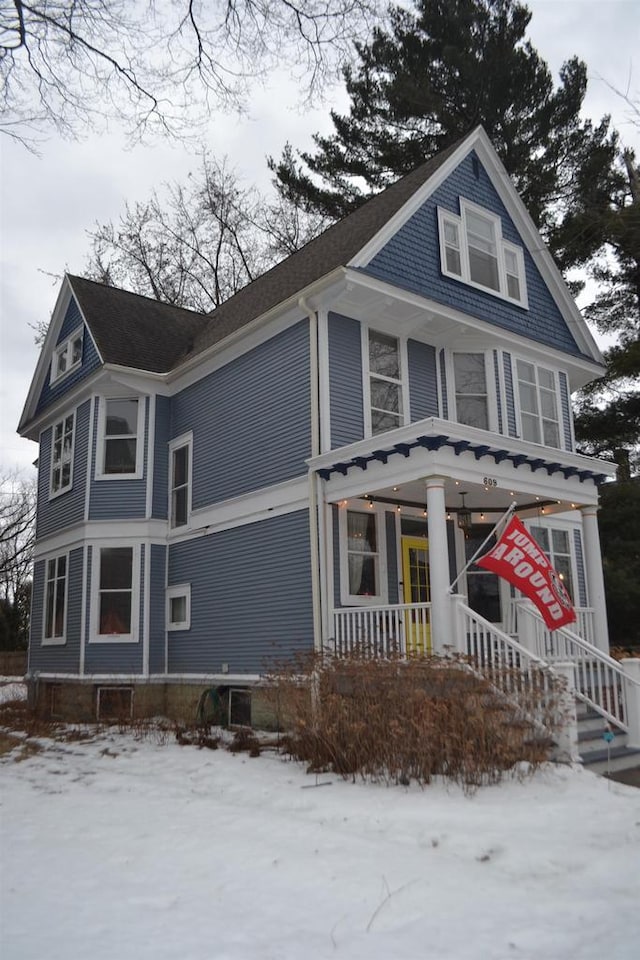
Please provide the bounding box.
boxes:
[1,704,639,960]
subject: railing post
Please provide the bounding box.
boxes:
[620,659,640,749]
[516,602,538,656]
[448,594,466,655]
[551,661,580,763]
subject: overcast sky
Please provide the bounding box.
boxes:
[1,0,638,479]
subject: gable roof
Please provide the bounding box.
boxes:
[67,275,209,373]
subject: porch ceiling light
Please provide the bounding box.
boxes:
[457,491,472,534]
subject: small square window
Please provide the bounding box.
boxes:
[167,584,191,631]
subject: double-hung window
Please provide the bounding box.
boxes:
[368,330,404,435]
[516,360,561,448]
[43,555,67,644]
[51,328,83,383]
[93,546,137,641]
[169,434,192,528]
[50,412,75,496]
[438,200,527,307]
[98,398,143,477]
[452,352,490,430]
[529,527,575,602]
[344,509,381,601]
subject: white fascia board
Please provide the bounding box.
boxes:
[33,520,169,560]
[19,275,104,434]
[166,268,347,393]
[341,267,604,388]
[348,126,602,366]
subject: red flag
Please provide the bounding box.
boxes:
[476,516,576,630]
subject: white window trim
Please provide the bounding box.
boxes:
[339,503,389,606]
[437,200,528,308]
[361,325,410,438]
[446,349,498,433]
[50,326,84,385]
[89,542,141,643]
[168,432,193,531]
[526,521,579,603]
[167,583,191,631]
[95,396,145,480]
[49,410,76,500]
[42,552,69,646]
[513,358,564,450]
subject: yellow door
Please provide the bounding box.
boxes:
[401,536,431,654]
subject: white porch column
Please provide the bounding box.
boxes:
[425,476,452,652]
[580,505,609,654]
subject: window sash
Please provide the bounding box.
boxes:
[100,398,140,476]
[516,361,561,449]
[167,584,191,630]
[44,555,67,641]
[346,511,379,598]
[171,444,190,528]
[453,353,489,430]
[51,413,75,494]
[97,547,133,637]
[52,329,83,382]
[368,331,404,437]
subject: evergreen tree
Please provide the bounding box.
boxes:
[270,0,618,253]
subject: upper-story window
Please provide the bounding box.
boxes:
[367,329,405,435]
[51,328,83,383]
[438,200,527,307]
[96,397,144,478]
[516,360,560,448]
[452,352,490,430]
[169,433,192,528]
[50,411,75,497]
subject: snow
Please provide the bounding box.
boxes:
[1,709,639,960]
[0,682,27,705]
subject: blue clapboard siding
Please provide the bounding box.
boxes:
[573,529,587,607]
[36,400,90,540]
[558,372,573,452]
[83,545,144,674]
[167,511,313,674]
[439,350,448,419]
[36,299,102,415]
[152,396,170,519]
[493,350,503,434]
[385,511,399,603]
[503,353,518,438]
[362,151,584,358]
[88,396,148,520]
[408,340,438,421]
[28,548,83,673]
[328,312,364,448]
[171,320,311,507]
[149,544,166,674]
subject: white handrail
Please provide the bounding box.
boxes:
[333,602,431,659]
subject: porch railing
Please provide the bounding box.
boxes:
[507,599,596,647]
[332,602,431,658]
[515,602,640,733]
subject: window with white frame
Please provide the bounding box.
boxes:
[516,360,561,448]
[452,352,489,430]
[98,398,143,477]
[51,328,83,383]
[93,546,137,640]
[438,200,527,306]
[50,411,75,496]
[169,435,192,528]
[344,509,381,600]
[167,584,191,630]
[43,554,67,644]
[368,330,404,435]
[529,526,575,602]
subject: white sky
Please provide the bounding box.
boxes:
[1,0,639,478]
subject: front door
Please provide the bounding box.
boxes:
[401,536,431,654]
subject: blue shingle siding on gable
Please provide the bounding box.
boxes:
[362,152,584,358]
[36,299,101,415]
[408,340,438,421]
[558,372,573,451]
[503,353,518,438]
[167,511,313,674]
[328,313,364,448]
[28,548,83,673]
[149,544,166,674]
[36,400,90,540]
[152,396,170,519]
[88,396,148,520]
[573,529,587,607]
[171,320,311,508]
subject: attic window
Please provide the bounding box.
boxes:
[51,327,83,383]
[437,200,527,307]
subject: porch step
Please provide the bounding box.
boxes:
[576,702,640,776]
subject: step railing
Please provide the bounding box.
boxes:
[507,599,596,647]
[332,602,431,658]
[515,601,640,733]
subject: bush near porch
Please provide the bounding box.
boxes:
[265,655,565,792]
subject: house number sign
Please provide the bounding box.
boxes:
[483,477,498,487]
